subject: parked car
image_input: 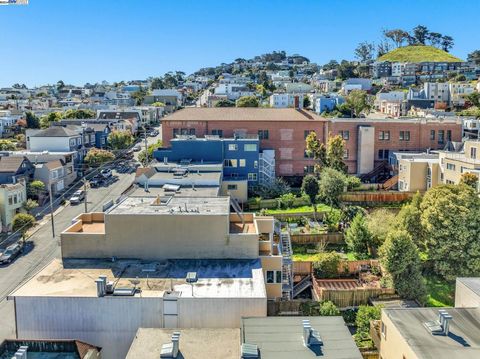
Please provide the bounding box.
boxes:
[70,190,85,205]
[100,169,112,178]
[89,175,103,188]
[132,145,141,152]
[0,242,24,265]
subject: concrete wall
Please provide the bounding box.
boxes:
[357,126,375,174]
[220,180,248,203]
[260,256,283,299]
[455,280,480,308]
[379,311,419,359]
[62,213,259,260]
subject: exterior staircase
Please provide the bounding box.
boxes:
[359,161,389,183]
[292,275,312,298]
[278,225,293,299]
[381,175,398,190]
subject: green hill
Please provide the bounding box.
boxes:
[378,45,462,63]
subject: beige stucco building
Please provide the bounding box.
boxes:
[0,179,27,231]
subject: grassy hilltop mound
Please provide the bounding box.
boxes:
[378,45,462,62]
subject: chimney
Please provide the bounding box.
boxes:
[95,279,105,297]
[99,275,107,295]
[172,331,180,358]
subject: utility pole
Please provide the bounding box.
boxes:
[144,125,148,165]
[83,177,88,213]
[49,183,55,238]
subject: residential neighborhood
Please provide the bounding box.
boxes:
[1,2,480,359]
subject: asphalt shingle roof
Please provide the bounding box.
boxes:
[31,126,79,137]
[0,156,27,173]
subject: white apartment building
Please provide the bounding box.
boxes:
[269,93,304,108]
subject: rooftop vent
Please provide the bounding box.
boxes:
[424,310,453,336]
[160,332,181,358]
[302,320,323,347]
[13,345,28,359]
[241,343,259,359]
[95,276,107,297]
[186,272,198,283]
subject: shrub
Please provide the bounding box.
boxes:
[313,251,342,278]
[318,300,340,316]
[345,175,361,191]
[279,193,296,209]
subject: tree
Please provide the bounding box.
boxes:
[345,213,372,258]
[0,140,17,151]
[63,109,95,119]
[131,87,148,106]
[23,199,39,214]
[344,90,371,118]
[301,175,319,215]
[138,140,162,166]
[28,180,45,199]
[412,25,429,45]
[420,184,480,281]
[150,77,164,90]
[326,135,348,173]
[25,111,40,129]
[303,96,311,108]
[215,99,235,107]
[395,192,425,249]
[108,130,134,150]
[318,167,346,208]
[84,148,115,167]
[383,29,410,48]
[318,301,340,316]
[354,305,382,348]
[354,42,375,63]
[305,131,327,173]
[12,213,36,240]
[460,172,478,189]
[441,35,454,52]
[467,50,480,65]
[40,111,62,128]
[366,209,396,247]
[466,92,480,107]
[313,251,342,278]
[151,101,165,107]
[380,230,426,301]
[56,80,65,91]
[377,40,392,58]
[236,96,259,107]
[427,32,443,47]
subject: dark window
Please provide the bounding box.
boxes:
[266,271,274,283]
[276,271,282,284]
[430,130,435,141]
[304,150,314,158]
[447,130,452,141]
[339,130,349,140]
[399,131,410,141]
[304,130,314,139]
[304,165,315,174]
[378,149,390,160]
[211,129,223,137]
[173,128,179,137]
[438,130,445,144]
[227,184,237,190]
[258,130,269,140]
[379,131,390,140]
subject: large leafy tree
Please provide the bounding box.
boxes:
[318,167,346,208]
[25,111,40,129]
[12,213,36,240]
[236,96,259,107]
[441,35,454,52]
[354,42,375,63]
[467,50,480,65]
[344,90,372,118]
[345,213,372,259]
[108,130,134,150]
[0,140,16,151]
[460,172,479,189]
[85,148,115,167]
[380,230,426,301]
[366,208,396,247]
[40,111,62,128]
[412,25,429,45]
[420,184,480,281]
[395,192,425,249]
[301,175,319,215]
[63,109,95,119]
[326,135,348,173]
[383,29,410,48]
[305,131,327,174]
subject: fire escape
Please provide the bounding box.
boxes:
[276,220,293,300]
[259,151,275,186]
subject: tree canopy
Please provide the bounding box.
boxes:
[108,130,134,150]
[236,96,259,107]
[84,148,115,167]
[345,213,372,259]
[318,167,346,207]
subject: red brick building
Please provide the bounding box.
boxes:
[161,108,462,176]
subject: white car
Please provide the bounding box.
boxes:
[100,169,112,178]
[70,190,85,205]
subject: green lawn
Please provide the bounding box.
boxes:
[264,204,333,215]
[292,244,357,262]
[378,45,462,62]
[425,276,455,307]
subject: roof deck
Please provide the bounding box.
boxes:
[10,258,266,299]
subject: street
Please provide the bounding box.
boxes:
[0,125,163,341]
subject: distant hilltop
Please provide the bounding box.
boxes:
[378,45,462,63]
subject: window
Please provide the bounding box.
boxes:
[343,149,349,159]
[266,270,282,284]
[239,159,246,167]
[438,130,445,144]
[8,196,12,205]
[378,149,390,160]
[258,130,269,140]
[211,129,223,137]
[248,173,257,181]
[304,130,314,139]
[69,139,76,146]
[379,131,390,140]
[244,144,257,152]
[304,165,315,174]
[447,130,452,142]
[446,163,456,171]
[228,144,238,151]
[224,159,237,167]
[339,130,349,140]
[304,149,314,158]
[399,131,410,141]
[430,130,435,141]
[227,184,237,190]
[173,128,179,137]
[471,147,477,160]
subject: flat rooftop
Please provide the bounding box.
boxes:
[384,307,480,359]
[131,185,220,198]
[126,328,240,359]
[457,277,480,297]
[108,196,230,215]
[242,316,362,359]
[10,258,266,299]
[0,339,100,359]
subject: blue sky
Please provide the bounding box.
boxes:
[1,0,479,87]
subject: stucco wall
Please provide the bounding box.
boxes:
[379,311,419,359]
[455,280,480,308]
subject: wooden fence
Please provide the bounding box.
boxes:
[293,262,313,276]
[340,191,415,205]
[312,279,395,308]
[293,259,380,276]
[360,350,380,359]
[290,232,343,244]
[267,299,309,316]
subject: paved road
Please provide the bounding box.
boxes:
[0,170,135,341]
